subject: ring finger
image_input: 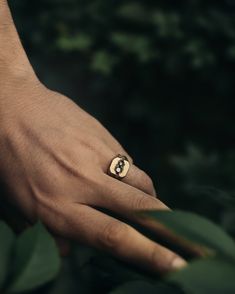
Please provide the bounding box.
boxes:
[102,152,156,197]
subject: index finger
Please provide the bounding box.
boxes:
[91,174,203,256]
[46,203,186,274]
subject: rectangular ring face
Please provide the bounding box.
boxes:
[109,157,130,178]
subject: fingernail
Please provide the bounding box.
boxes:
[171,257,187,270]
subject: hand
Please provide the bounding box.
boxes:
[0,75,186,273]
[0,1,186,272]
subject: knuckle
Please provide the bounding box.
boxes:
[99,221,129,251]
[126,154,133,164]
[132,194,154,210]
[150,248,159,266]
[141,172,154,189]
[139,171,155,195]
[150,248,178,273]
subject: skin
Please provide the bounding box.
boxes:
[0,0,187,273]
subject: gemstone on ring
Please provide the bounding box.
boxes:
[108,155,130,179]
[119,161,124,166]
[115,167,122,173]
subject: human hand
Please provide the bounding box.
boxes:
[0,0,186,272]
[0,76,186,273]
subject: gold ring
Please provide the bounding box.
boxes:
[108,155,130,180]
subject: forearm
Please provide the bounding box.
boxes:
[0,0,34,85]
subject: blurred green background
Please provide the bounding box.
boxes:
[4,0,235,292]
[10,0,235,217]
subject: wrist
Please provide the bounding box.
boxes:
[0,72,43,136]
[0,0,36,87]
[0,57,36,88]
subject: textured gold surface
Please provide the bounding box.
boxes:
[109,155,130,179]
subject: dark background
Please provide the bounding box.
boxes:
[7,0,235,235]
[4,0,235,292]
[9,0,235,220]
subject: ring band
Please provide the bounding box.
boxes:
[108,154,130,180]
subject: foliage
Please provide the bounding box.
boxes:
[1,210,235,293]
[171,145,235,236]
[142,210,235,259]
[0,222,60,293]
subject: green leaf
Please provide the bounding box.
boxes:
[117,3,149,23]
[141,210,235,259]
[168,257,235,294]
[110,281,177,294]
[91,51,118,75]
[111,33,156,62]
[7,222,60,293]
[0,222,15,289]
[57,33,93,52]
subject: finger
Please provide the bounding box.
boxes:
[93,173,168,219]
[91,174,171,242]
[100,149,156,197]
[45,203,186,273]
[122,165,157,197]
[92,175,203,257]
